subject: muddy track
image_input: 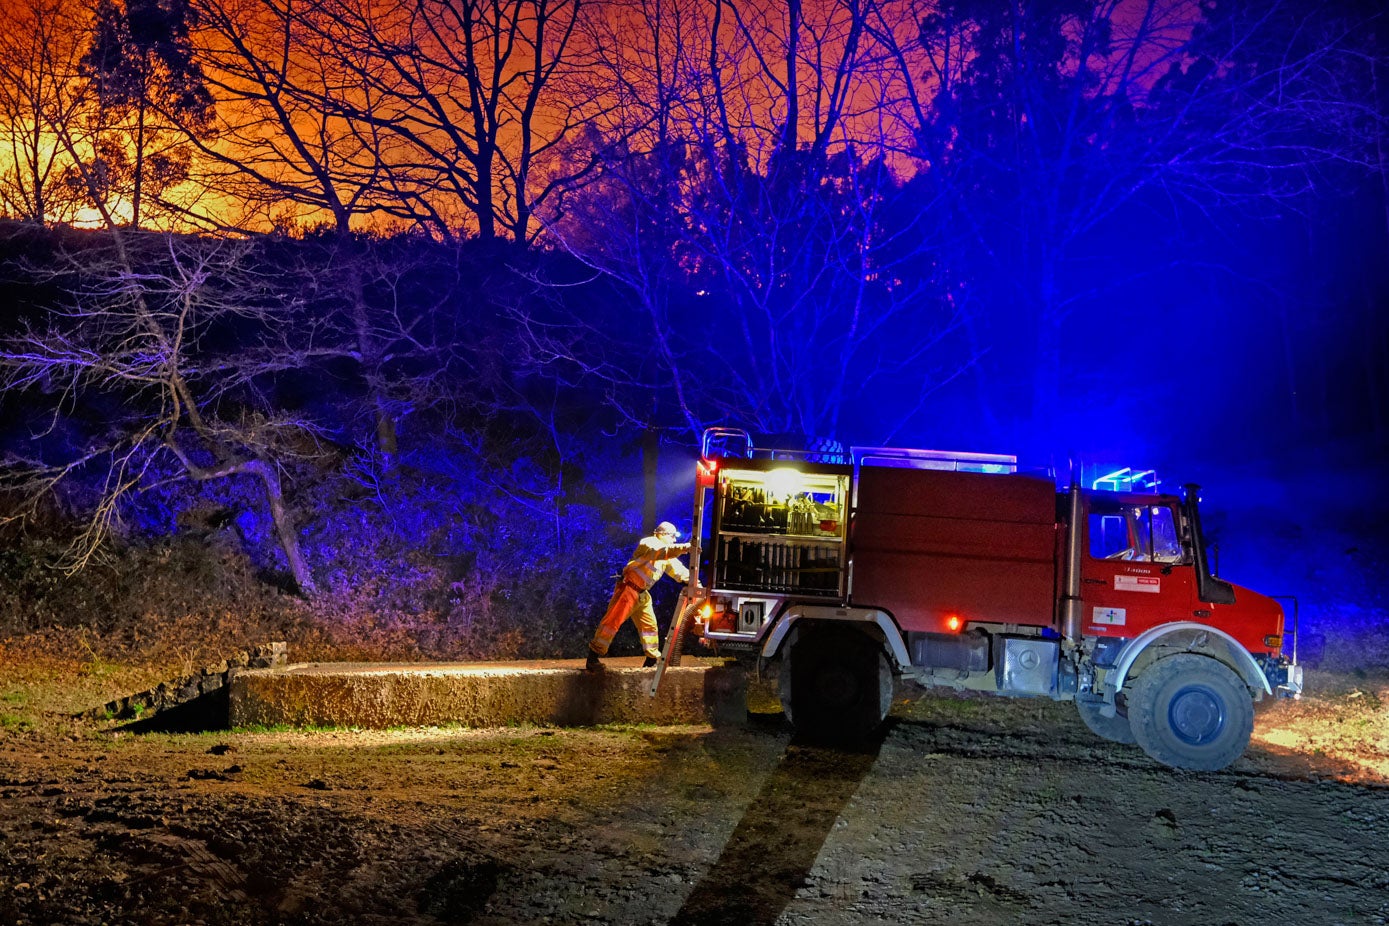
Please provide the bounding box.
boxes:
[2,701,1387,926]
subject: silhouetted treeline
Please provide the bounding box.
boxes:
[0,0,1385,620]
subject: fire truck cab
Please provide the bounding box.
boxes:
[664,428,1302,771]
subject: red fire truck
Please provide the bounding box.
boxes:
[653,428,1302,771]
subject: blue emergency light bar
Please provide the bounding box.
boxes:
[1090,466,1160,493]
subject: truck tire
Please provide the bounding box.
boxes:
[785,627,892,743]
[1075,697,1137,745]
[1128,654,1254,771]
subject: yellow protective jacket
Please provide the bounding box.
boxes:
[622,535,691,591]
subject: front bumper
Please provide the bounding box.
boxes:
[1265,659,1303,699]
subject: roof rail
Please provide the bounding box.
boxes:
[701,428,1018,473]
[701,427,753,460]
[700,428,850,463]
[852,446,1017,474]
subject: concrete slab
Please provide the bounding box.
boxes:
[228,657,749,730]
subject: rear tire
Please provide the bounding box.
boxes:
[785,627,892,743]
[1129,654,1253,771]
[1075,697,1137,745]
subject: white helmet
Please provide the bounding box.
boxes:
[655,521,680,540]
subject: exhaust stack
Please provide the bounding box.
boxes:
[1060,478,1084,641]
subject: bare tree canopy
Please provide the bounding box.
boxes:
[0,0,91,224]
[0,0,1384,592]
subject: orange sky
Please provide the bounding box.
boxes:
[0,0,1205,236]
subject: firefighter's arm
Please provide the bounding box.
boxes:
[664,555,691,584]
[632,539,690,562]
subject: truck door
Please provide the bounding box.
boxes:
[1079,496,1195,639]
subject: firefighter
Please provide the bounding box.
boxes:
[586,521,691,670]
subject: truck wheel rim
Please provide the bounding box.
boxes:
[815,667,858,708]
[1168,684,1225,746]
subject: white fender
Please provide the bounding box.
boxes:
[1103,621,1272,697]
[762,605,912,670]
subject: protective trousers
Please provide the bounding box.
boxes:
[589,576,660,659]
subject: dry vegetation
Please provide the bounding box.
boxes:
[1,443,1386,924]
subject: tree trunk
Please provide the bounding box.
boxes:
[168,442,317,595]
[247,459,317,595]
[474,150,495,241]
[642,426,659,534]
[374,391,399,461]
[782,0,801,154]
[352,300,398,465]
[339,235,398,465]
[133,101,146,228]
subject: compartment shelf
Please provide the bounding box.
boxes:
[717,530,843,543]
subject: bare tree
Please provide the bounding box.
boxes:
[538,0,969,442]
[0,230,321,591]
[275,230,459,464]
[179,0,398,233]
[0,0,91,224]
[77,0,215,228]
[266,0,599,243]
[171,0,473,461]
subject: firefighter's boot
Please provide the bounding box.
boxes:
[586,651,604,672]
[643,656,658,668]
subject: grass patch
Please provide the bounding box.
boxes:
[0,649,167,733]
[232,723,360,735]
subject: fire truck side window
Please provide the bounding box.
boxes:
[1089,513,1130,559]
[1089,501,1187,563]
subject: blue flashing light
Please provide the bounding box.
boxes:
[1091,467,1160,493]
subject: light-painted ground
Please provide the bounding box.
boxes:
[1,663,1386,925]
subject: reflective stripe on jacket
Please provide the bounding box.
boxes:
[622,535,691,590]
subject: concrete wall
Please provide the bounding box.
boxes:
[229,660,748,729]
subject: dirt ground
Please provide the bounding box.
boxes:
[2,659,1388,926]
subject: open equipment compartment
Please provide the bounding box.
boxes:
[709,459,852,599]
